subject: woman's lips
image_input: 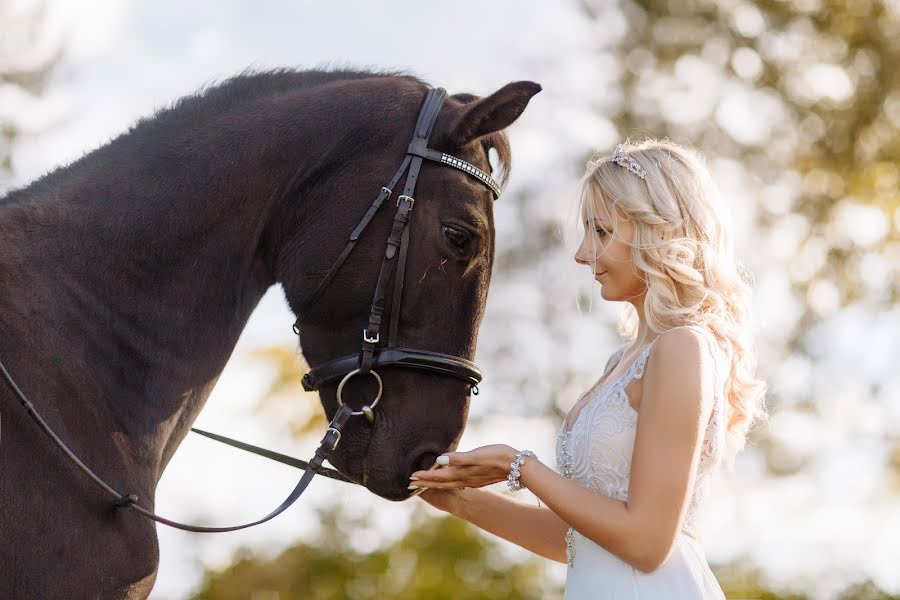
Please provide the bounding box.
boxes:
[596,271,607,279]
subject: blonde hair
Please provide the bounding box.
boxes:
[578,139,767,462]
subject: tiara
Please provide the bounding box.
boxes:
[610,144,646,180]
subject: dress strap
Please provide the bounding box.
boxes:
[630,339,656,380]
[602,346,626,378]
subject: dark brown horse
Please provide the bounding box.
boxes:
[0,68,540,598]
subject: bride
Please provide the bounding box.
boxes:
[409,140,767,598]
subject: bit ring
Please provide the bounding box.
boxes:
[336,369,383,416]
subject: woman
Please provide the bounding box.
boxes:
[408,140,767,598]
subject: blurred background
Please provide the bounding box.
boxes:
[2,0,898,598]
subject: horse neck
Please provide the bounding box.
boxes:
[0,107,317,479]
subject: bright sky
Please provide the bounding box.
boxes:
[7,1,900,598]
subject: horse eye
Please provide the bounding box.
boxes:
[442,225,471,252]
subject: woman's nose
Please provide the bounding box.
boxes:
[574,246,595,266]
[575,237,601,266]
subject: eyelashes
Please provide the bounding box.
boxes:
[584,220,612,237]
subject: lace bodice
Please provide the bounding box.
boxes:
[555,325,729,567]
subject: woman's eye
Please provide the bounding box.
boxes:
[595,228,608,237]
[443,225,471,252]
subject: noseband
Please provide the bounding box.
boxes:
[295,87,498,414]
[1,87,501,533]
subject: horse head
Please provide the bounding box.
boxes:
[278,78,540,499]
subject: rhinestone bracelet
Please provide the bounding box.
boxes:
[507,449,536,492]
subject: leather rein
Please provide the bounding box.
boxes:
[0,87,501,533]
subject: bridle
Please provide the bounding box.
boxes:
[295,86,496,411]
[1,87,501,532]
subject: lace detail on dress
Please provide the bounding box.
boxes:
[556,326,728,568]
[557,341,654,566]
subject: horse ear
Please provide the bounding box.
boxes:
[447,81,541,146]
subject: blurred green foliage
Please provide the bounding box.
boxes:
[190,509,562,600]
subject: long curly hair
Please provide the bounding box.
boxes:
[578,139,767,462]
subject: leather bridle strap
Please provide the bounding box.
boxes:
[385,90,445,349]
[388,221,410,348]
[189,427,352,482]
[345,89,445,378]
[302,347,482,391]
[294,154,414,322]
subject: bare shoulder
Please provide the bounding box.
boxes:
[642,326,715,418]
[652,326,709,365]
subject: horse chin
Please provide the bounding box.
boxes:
[329,444,440,501]
[345,457,415,501]
[327,462,410,501]
[372,483,415,502]
[364,474,423,502]
[324,436,413,500]
[360,444,450,501]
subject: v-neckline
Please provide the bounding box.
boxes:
[563,342,654,435]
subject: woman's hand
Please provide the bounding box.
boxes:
[410,444,518,490]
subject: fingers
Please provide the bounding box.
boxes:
[435,451,468,467]
[411,465,465,483]
[410,480,466,490]
[408,465,501,490]
[409,453,467,480]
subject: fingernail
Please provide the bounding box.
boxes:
[435,455,450,466]
[409,476,420,481]
[407,485,420,490]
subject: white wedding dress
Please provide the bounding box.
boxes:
[556,325,728,599]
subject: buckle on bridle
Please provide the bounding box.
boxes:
[324,427,342,451]
[363,329,379,344]
[397,195,414,208]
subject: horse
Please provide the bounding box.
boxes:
[0,67,540,598]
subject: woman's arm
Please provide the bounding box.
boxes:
[421,487,570,563]
[520,326,716,571]
[412,326,717,572]
[416,345,628,563]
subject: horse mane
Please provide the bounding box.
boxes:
[1,67,512,204]
[133,67,416,137]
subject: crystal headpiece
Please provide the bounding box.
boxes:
[610,144,646,180]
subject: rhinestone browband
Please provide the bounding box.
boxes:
[439,153,502,198]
